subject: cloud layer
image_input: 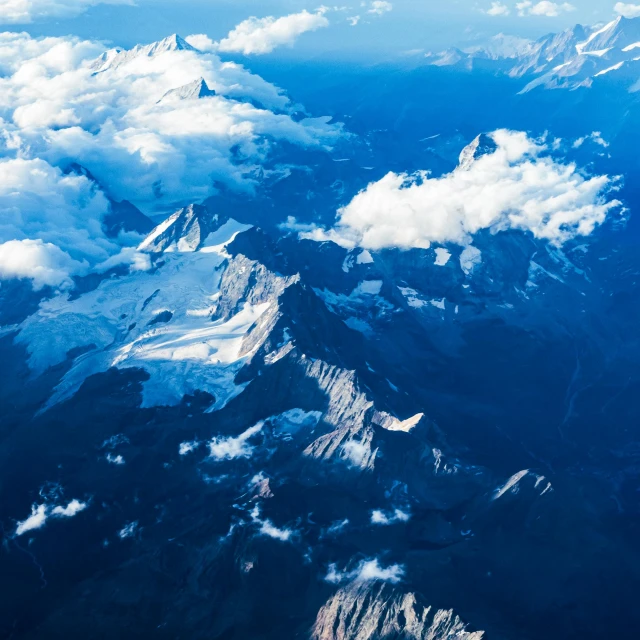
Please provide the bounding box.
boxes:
[516,1,575,16]
[15,499,87,536]
[486,1,575,16]
[304,130,620,251]
[0,31,341,288]
[0,0,131,24]
[0,157,115,287]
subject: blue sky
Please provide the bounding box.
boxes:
[14,0,622,59]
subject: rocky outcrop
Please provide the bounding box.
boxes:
[457,133,498,170]
[312,582,484,640]
[139,203,226,253]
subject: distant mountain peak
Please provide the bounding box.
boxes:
[139,204,220,253]
[91,34,199,73]
[163,34,197,51]
[159,77,216,103]
[458,133,498,170]
[428,14,640,93]
[138,204,252,254]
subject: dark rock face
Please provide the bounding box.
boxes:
[312,582,484,640]
[103,199,155,238]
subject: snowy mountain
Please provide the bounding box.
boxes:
[428,16,640,92]
[159,77,216,102]
[90,34,199,73]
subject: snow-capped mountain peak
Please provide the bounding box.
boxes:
[458,133,498,170]
[91,34,198,73]
[159,77,216,103]
[429,15,640,92]
[138,204,248,254]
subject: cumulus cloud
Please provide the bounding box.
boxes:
[615,2,640,18]
[325,558,405,584]
[250,504,296,542]
[106,453,125,465]
[486,2,511,15]
[209,422,263,460]
[0,239,83,288]
[303,130,621,252]
[51,499,87,517]
[368,1,393,15]
[216,10,330,55]
[0,0,132,24]
[516,1,575,16]
[341,439,376,469]
[179,440,200,455]
[15,499,87,536]
[15,503,48,536]
[0,157,119,287]
[370,508,410,525]
[0,32,340,208]
[259,519,293,541]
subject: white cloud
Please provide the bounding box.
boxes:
[370,508,410,525]
[250,503,296,542]
[216,10,330,55]
[368,1,393,15]
[347,15,361,26]
[259,519,293,541]
[573,131,609,149]
[516,1,575,17]
[0,239,83,288]
[325,558,405,584]
[106,453,125,465]
[0,33,341,207]
[15,498,87,536]
[615,2,640,18]
[0,0,132,24]
[341,439,374,468]
[184,33,216,52]
[0,31,341,288]
[51,499,87,517]
[303,130,620,251]
[0,157,117,287]
[179,440,200,455]
[209,422,263,460]
[15,503,47,536]
[486,2,511,15]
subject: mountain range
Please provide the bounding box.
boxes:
[427,15,640,92]
[2,132,640,638]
